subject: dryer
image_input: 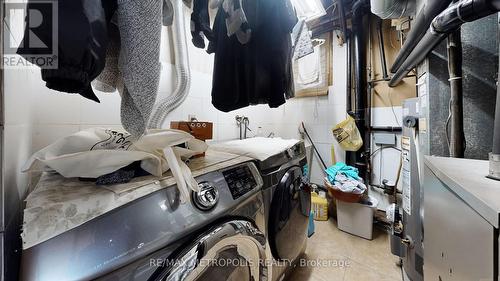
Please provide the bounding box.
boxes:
[20,161,270,281]
[256,141,311,280]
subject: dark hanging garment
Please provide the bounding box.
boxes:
[191,0,213,48]
[17,0,118,103]
[205,0,297,112]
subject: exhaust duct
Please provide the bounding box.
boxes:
[149,0,191,129]
[370,0,415,19]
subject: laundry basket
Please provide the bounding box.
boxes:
[324,179,364,203]
[336,196,378,240]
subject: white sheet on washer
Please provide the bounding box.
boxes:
[210,137,300,161]
[22,150,251,249]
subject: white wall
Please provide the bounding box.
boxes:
[369,106,404,210]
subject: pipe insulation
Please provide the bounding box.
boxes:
[447,29,465,158]
[370,0,415,19]
[390,0,453,73]
[389,0,500,87]
[149,0,191,129]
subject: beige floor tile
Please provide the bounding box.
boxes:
[286,254,347,281]
[308,219,354,258]
[346,227,401,280]
[344,259,402,281]
[287,218,402,281]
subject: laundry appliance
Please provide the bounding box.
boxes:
[20,155,273,281]
[209,138,312,280]
[254,141,311,280]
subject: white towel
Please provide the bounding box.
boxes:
[210,137,300,161]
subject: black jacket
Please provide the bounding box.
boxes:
[17,0,117,102]
[202,0,297,112]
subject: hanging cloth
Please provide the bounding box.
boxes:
[92,0,164,138]
[17,0,118,102]
[206,0,297,111]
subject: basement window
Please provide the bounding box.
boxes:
[291,0,326,21]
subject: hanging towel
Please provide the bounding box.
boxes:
[92,0,180,138]
[93,21,122,93]
[115,0,163,138]
[210,137,300,161]
[291,20,314,60]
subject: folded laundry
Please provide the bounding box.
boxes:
[210,137,300,161]
[333,173,367,195]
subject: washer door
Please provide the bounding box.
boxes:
[152,220,269,281]
[268,166,311,261]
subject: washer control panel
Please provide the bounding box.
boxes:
[223,165,258,199]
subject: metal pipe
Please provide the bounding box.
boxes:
[337,0,348,42]
[377,19,389,81]
[447,29,465,158]
[346,34,352,113]
[389,0,500,87]
[339,0,352,114]
[390,0,453,73]
[493,70,500,155]
[371,126,403,132]
[490,43,500,180]
[352,0,369,181]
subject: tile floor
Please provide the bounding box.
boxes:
[287,218,402,281]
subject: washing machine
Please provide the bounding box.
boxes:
[256,141,311,280]
[20,161,271,281]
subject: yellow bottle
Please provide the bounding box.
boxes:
[311,191,328,221]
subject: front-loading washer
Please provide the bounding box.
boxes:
[20,161,271,281]
[255,141,311,280]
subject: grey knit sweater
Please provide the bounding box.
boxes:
[93,0,164,139]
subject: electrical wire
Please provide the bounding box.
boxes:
[388,88,402,127]
[445,98,452,148]
[370,145,402,158]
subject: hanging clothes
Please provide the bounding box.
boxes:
[192,0,297,112]
[19,0,173,139]
[191,0,214,48]
[92,0,170,138]
[17,0,118,102]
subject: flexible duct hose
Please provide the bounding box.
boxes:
[149,0,191,129]
[371,0,415,19]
